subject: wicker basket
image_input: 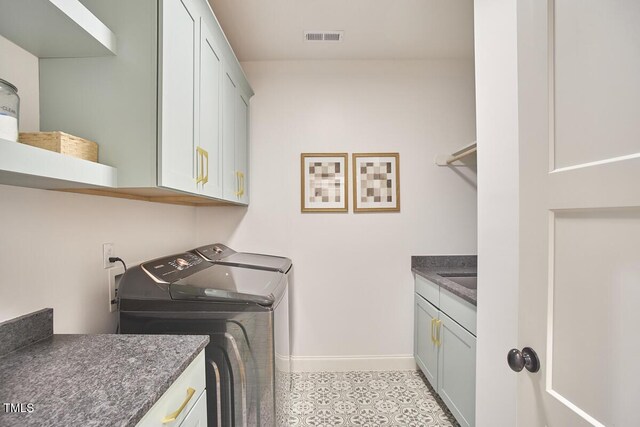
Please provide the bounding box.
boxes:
[18,131,98,162]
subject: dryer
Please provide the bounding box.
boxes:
[193,244,292,424]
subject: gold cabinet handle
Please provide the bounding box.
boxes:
[202,148,209,185]
[435,319,442,347]
[162,387,196,423]
[196,147,205,184]
[431,318,436,344]
[239,172,245,197]
[195,149,200,183]
[235,171,241,197]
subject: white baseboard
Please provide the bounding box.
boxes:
[290,355,417,372]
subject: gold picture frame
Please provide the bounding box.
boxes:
[301,153,349,212]
[352,153,400,212]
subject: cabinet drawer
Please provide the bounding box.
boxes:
[136,351,206,427]
[415,274,439,307]
[440,287,477,336]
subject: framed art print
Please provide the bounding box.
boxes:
[301,153,348,212]
[353,153,400,212]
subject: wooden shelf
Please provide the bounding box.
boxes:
[435,141,477,166]
[0,138,117,190]
[0,0,116,58]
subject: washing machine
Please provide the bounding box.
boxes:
[118,249,291,426]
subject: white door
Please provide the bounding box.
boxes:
[517,1,640,426]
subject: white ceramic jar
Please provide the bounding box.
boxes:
[0,78,20,142]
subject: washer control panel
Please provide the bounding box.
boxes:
[194,243,236,262]
[194,243,235,262]
[142,252,206,283]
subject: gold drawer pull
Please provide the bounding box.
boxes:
[435,319,442,347]
[162,387,196,423]
[431,318,436,344]
[202,148,209,185]
[196,147,205,184]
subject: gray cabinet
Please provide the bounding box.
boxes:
[235,93,250,204]
[221,69,250,203]
[438,309,476,427]
[198,17,224,199]
[158,0,198,194]
[222,70,237,201]
[414,277,476,427]
[39,0,253,206]
[415,294,439,386]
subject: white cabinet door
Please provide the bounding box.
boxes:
[136,352,206,427]
[179,391,208,427]
[235,93,249,204]
[221,70,237,201]
[197,17,222,198]
[414,294,439,388]
[438,311,476,427]
[159,0,198,193]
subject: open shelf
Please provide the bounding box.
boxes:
[0,138,117,190]
[0,0,116,57]
[435,141,477,166]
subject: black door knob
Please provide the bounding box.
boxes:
[507,347,540,373]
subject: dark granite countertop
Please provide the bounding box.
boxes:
[412,256,477,305]
[0,312,209,427]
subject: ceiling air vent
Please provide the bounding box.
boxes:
[304,31,344,42]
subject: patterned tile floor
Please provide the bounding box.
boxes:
[287,371,460,427]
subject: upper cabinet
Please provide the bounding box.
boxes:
[198,18,224,199]
[235,92,250,204]
[221,69,250,204]
[37,0,253,206]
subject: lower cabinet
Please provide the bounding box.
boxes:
[415,294,439,386]
[179,391,208,427]
[136,351,207,427]
[438,310,476,427]
[415,291,476,427]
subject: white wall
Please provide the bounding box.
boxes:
[0,33,478,365]
[474,0,519,425]
[0,36,198,333]
[0,185,198,332]
[196,60,478,369]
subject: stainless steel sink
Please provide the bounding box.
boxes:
[440,275,477,290]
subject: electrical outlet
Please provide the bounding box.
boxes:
[107,265,125,313]
[103,243,114,269]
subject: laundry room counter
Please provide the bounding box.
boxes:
[411,255,477,305]
[0,308,209,427]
